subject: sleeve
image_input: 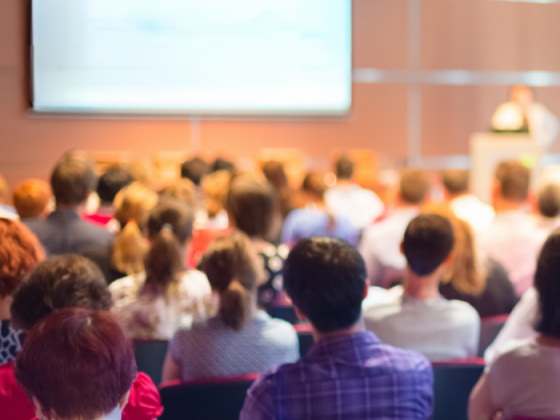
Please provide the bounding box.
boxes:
[239,374,277,420]
[122,372,164,420]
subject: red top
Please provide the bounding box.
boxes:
[0,362,163,420]
[83,212,114,228]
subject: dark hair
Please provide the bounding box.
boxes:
[538,183,560,218]
[97,167,133,204]
[15,308,136,420]
[535,229,560,338]
[403,214,454,276]
[50,159,97,206]
[400,169,430,204]
[11,254,111,331]
[181,157,210,186]
[201,232,259,331]
[442,169,469,195]
[335,157,355,180]
[284,237,366,333]
[212,157,235,173]
[302,172,326,200]
[495,161,530,202]
[227,179,275,238]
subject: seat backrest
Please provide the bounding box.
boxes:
[267,305,299,324]
[294,323,314,357]
[133,340,169,386]
[159,374,258,420]
[477,314,509,357]
[432,359,485,420]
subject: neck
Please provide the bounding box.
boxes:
[402,266,441,300]
[447,192,469,201]
[312,317,365,343]
[335,179,354,187]
[0,295,12,320]
[55,204,81,213]
[397,201,418,210]
[493,198,524,213]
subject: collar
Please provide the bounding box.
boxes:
[307,331,381,359]
[47,209,80,221]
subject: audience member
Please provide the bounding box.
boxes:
[211,157,236,173]
[110,198,211,339]
[469,229,560,419]
[0,174,18,220]
[240,237,434,420]
[0,220,44,365]
[162,231,298,381]
[160,178,196,209]
[533,181,560,233]
[443,169,495,235]
[282,171,358,246]
[479,161,547,296]
[181,156,210,187]
[360,168,430,287]
[24,158,114,255]
[364,214,480,361]
[262,160,295,221]
[12,179,52,221]
[325,156,384,230]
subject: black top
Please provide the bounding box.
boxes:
[439,259,519,318]
[81,244,126,285]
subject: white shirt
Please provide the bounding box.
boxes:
[325,184,384,230]
[363,292,480,361]
[359,208,418,287]
[449,194,494,236]
[479,211,547,296]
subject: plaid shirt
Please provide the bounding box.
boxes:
[240,331,433,420]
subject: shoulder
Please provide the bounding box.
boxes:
[363,299,402,322]
[109,273,144,297]
[444,299,480,318]
[78,219,114,238]
[178,270,211,293]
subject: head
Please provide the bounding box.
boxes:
[399,168,430,205]
[15,308,136,420]
[494,161,530,205]
[442,169,470,199]
[534,229,560,339]
[335,156,355,181]
[11,254,111,331]
[97,167,133,207]
[212,157,235,173]
[201,232,260,331]
[262,161,289,191]
[227,179,275,239]
[113,182,158,228]
[181,157,210,186]
[50,158,97,207]
[511,85,534,108]
[302,172,327,201]
[538,183,560,219]
[13,179,52,219]
[402,214,454,277]
[284,237,366,333]
[160,178,196,209]
[202,170,232,219]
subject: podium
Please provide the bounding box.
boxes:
[470,133,543,204]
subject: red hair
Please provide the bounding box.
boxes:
[15,308,136,420]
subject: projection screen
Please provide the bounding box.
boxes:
[31,0,352,116]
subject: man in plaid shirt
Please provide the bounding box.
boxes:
[240,237,433,420]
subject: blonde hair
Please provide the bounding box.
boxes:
[202,170,232,219]
[160,179,196,208]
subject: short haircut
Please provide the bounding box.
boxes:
[495,161,530,202]
[227,179,275,238]
[284,237,366,333]
[302,172,326,200]
[160,178,196,209]
[11,254,111,331]
[403,214,454,276]
[97,167,133,204]
[400,169,430,204]
[15,308,136,420]
[181,157,210,186]
[13,179,52,219]
[50,159,97,206]
[534,229,560,338]
[442,169,469,195]
[212,157,235,173]
[335,156,355,180]
[538,183,560,218]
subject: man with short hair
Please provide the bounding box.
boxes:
[364,214,480,361]
[479,161,547,296]
[240,237,434,420]
[180,157,210,187]
[359,168,429,287]
[24,158,114,255]
[442,169,495,235]
[533,182,560,233]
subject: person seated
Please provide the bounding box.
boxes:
[469,229,560,419]
[0,174,18,220]
[160,178,196,209]
[0,219,44,365]
[2,254,163,420]
[282,171,358,247]
[15,308,137,420]
[360,168,430,287]
[262,160,295,222]
[12,179,52,222]
[24,157,114,255]
[442,169,495,235]
[325,156,385,231]
[240,237,433,420]
[162,231,298,382]
[533,181,560,233]
[211,157,235,173]
[181,156,210,187]
[110,198,212,339]
[364,214,480,361]
[84,167,133,229]
[479,161,547,296]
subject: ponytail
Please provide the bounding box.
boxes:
[144,226,183,292]
[112,220,148,276]
[219,279,251,331]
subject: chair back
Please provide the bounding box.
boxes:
[478,314,509,357]
[159,374,259,420]
[432,358,485,420]
[267,305,299,324]
[294,323,314,357]
[133,340,169,386]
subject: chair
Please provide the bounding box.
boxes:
[158,374,259,420]
[133,340,169,386]
[267,305,299,324]
[294,323,314,357]
[477,314,509,357]
[432,358,485,420]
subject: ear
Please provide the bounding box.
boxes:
[119,391,130,410]
[399,241,404,255]
[363,280,370,300]
[293,305,309,323]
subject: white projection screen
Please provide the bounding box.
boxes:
[31,0,352,116]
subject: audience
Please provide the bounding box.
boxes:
[364,214,480,361]
[160,178,197,209]
[533,181,560,233]
[13,179,52,221]
[181,156,210,187]
[479,161,547,296]
[240,237,433,419]
[162,231,298,382]
[469,229,560,419]
[360,168,430,287]
[110,198,211,339]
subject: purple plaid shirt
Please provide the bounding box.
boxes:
[240,331,433,420]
